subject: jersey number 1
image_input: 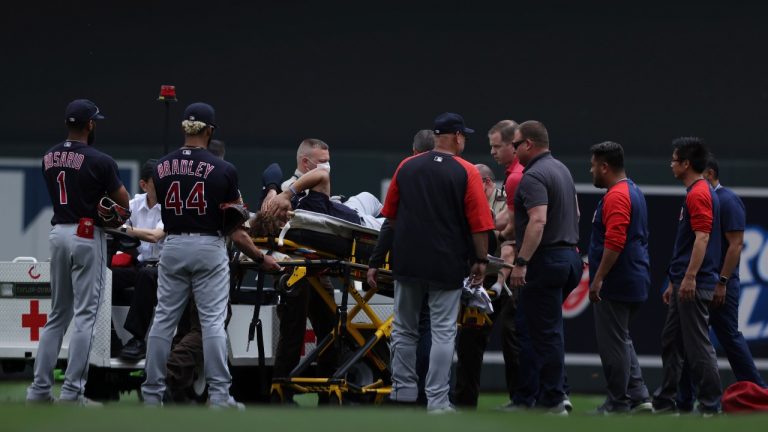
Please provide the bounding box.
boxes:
[56,171,68,204]
[165,181,207,215]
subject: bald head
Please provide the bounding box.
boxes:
[474,163,494,180]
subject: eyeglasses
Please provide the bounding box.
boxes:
[511,138,527,149]
[482,177,493,183]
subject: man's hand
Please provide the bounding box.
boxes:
[679,274,696,302]
[711,282,726,309]
[260,189,278,212]
[589,278,603,303]
[469,262,487,286]
[662,282,673,305]
[366,268,379,289]
[510,264,526,289]
[264,191,293,222]
[259,255,283,273]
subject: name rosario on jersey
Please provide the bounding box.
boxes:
[156,159,215,179]
[43,151,85,171]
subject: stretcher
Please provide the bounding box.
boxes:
[235,209,510,405]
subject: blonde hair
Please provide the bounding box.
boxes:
[181,120,209,135]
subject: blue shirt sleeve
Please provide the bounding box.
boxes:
[719,189,746,233]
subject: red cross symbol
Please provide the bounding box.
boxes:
[300,329,316,356]
[22,300,47,341]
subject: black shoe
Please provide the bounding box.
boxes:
[119,338,146,361]
[652,398,679,415]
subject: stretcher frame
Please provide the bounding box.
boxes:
[241,210,395,404]
[238,210,511,405]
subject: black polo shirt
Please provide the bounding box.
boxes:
[382,151,494,290]
[514,151,579,249]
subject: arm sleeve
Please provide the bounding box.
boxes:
[602,186,631,252]
[104,158,123,194]
[262,163,283,192]
[368,219,393,269]
[518,174,548,210]
[224,165,241,203]
[463,163,495,233]
[381,162,405,219]
[504,171,523,209]
[720,193,746,232]
[687,186,713,233]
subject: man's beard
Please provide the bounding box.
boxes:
[87,129,95,145]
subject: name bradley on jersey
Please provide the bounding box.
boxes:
[156,159,215,179]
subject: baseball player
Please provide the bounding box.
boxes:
[27,99,130,405]
[141,102,277,408]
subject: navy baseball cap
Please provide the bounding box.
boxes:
[65,99,105,124]
[183,102,216,128]
[433,112,475,135]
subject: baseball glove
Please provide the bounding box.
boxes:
[220,202,250,235]
[98,196,131,228]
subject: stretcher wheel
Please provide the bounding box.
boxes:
[328,391,343,406]
[278,273,301,297]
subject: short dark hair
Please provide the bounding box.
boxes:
[209,139,226,159]
[141,159,158,182]
[672,136,709,173]
[706,155,720,180]
[590,141,624,171]
[517,120,549,148]
[488,120,518,144]
[412,129,435,153]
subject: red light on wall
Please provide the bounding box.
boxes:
[158,85,177,101]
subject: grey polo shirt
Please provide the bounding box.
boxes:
[514,151,580,249]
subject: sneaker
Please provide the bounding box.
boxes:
[25,395,55,405]
[544,402,569,416]
[652,399,679,416]
[591,402,629,416]
[496,401,531,412]
[428,405,457,415]
[695,405,721,418]
[630,399,653,414]
[563,397,573,412]
[119,338,146,362]
[57,396,103,407]
[209,397,245,411]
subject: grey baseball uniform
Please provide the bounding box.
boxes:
[28,129,124,402]
[141,142,240,406]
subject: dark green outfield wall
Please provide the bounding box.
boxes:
[3,1,768,197]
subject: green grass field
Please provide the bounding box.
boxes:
[1,381,766,432]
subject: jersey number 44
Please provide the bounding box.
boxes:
[165,181,207,215]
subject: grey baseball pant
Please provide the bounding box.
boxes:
[390,280,461,410]
[141,235,232,405]
[654,284,722,411]
[593,299,649,410]
[27,224,107,401]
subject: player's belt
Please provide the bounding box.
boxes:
[167,231,221,237]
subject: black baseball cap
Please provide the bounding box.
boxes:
[183,102,216,128]
[433,112,475,135]
[65,99,105,124]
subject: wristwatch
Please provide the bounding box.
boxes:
[514,256,529,266]
[719,275,729,285]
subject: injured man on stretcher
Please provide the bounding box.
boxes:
[259,162,384,230]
